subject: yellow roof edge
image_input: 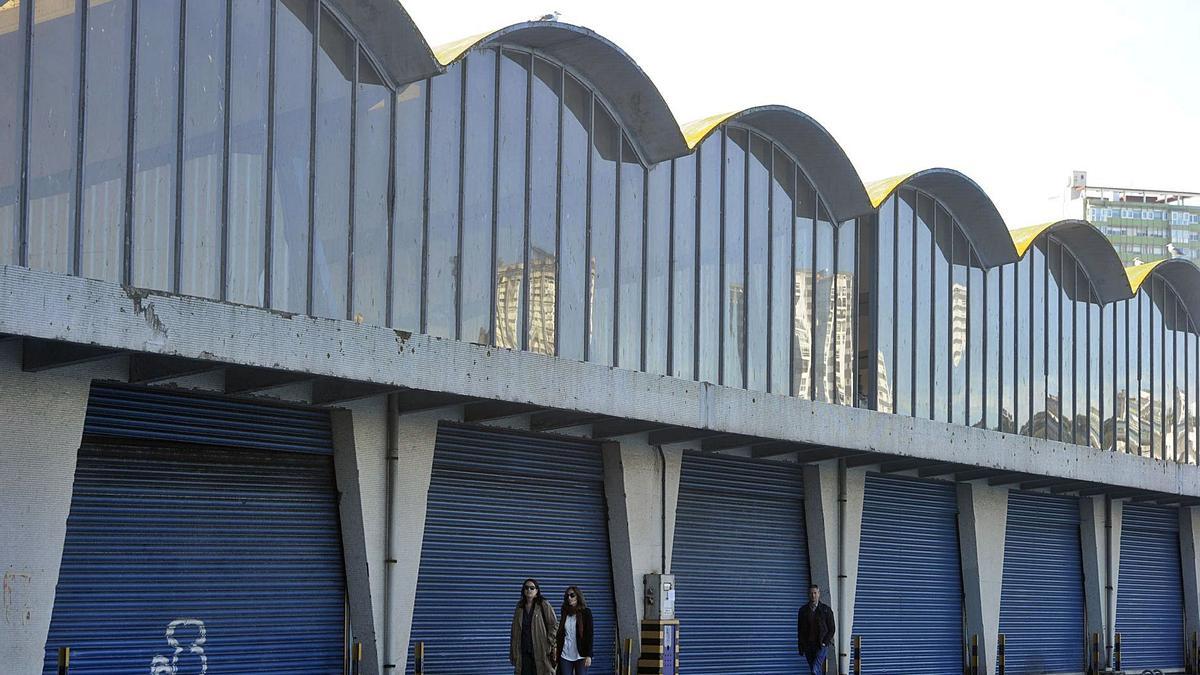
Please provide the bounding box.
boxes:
[1126,259,1164,293]
[864,173,916,208]
[680,111,740,150]
[432,30,494,66]
[1008,222,1058,257]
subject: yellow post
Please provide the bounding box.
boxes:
[997,633,1005,675]
[971,633,979,675]
[853,635,862,675]
[1114,632,1121,671]
[414,641,424,675]
[57,647,70,675]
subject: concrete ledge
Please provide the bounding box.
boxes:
[1,265,1197,496]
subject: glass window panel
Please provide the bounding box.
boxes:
[270,0,313,312]
[1139,289,1153,455]
[722,127,746,388]
[813,205,835,403]
[1002,262,1017,433]
[392,79,424,330]
[697,134,721,384]
[351,52,392,327]
[930,203,950,422]
[226,0,269,306]
[968,260,984,426]
[670,153,696,380]
[1090,293,1103,449]
[527,57,559,355]
[179,0,226,298]
[617,136,643,370]
[1060,251,1075,444]
[27,0,80,274]
[1101,302,1115,451]
[494,52,527,349]
[558,72,588,360]
[950,225,968,425]
[1078,273,1093,447]
[0,0,24,265]
[79,0,130,283]
[425,59,462,337]
[985,265,1001,430]
[745,133,769,392]
[458,50,495,344]
[1189,327,1198,464]
[837,217,857,406]
[1121,299,1135,454]
[791,170,816,399]
[1044,242,1061,439]
[1030,244,1047,438]
[1015,253,1032,436]
[587,100,618,365]
[1151,280,1165,459]
[1165,295,1179,460]
[645,161,670,375]
[768,150,793,395]
[875,197,895,413]
[893,190,914,416]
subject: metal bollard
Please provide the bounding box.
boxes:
[970,634,979,675]
[997,633,1005,675]
[1114,632,1122,672]
[1193,632,1199,675]
[413,641,424,675]
[57,647,70,675]
[852,635,862,675]
[623,638,633,675]
[351,641,362,675]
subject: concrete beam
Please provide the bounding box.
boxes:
[530,410,607,431]
[592,419,674,439]
[4,267,1199,497]
[313,379,398,405]
[0,340,126,673]
[955,468,1007,482]
[462,400,541,423]
[957,482,1009,675]
[879,458,939,474]
[21,338,119,372]
[916,462,966,478]
[224,366,314,394]
[127,353,221,384]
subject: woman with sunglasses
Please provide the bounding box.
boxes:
[554,586,593,675]
[510,578,558,675]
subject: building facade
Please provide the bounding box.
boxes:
[1079,184,1200,266]
[2,1,1200,675]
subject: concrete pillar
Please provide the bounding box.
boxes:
[601,435,682,656]
[803,461,865,675]
[384,405,462,673]
[957,482,1009,675]
[0,341,125,673]
[1080,495,1122,667]
[330,397,389,675]
[1179,507,1200,644]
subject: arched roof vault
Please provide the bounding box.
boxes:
[434,22,689,165]
[327,0,442,85]
[681,106,874,223]
[1009,220,1131,303]
[1127,259,1200,326]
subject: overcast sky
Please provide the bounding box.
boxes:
[402,0,1200,229]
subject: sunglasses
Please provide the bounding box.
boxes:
[566,591,577,598]
[524,585,537,591]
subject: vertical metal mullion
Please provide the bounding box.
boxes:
[611,127,621,364]
[1026,249,1034,434]
[741,131,750,389]
[218,0,233,300]
[452,50,467,336]
[553,65,564,357]
[262,0,277,307]
[346,42,360,321]
[929,198,937,420]
[765,145,774,394]
[581,90,593,362]
[173,0,187,293]
[908,192,917,415]
[639,159,649,372]
[665,159,675,375]
[487,52,500,345]
[890,196,899,411]
[418,74,431,333]
[717,128,726,386]
[981,261,989,427]
[997,264,1005,430]
[810,191,819,400]
[520,52,533,351]
[17,0,33,267]
[305,0,320,316]
[71,0,88,276]
[692,145,701,381]
[120,0,138,284]
[383,58,397,326]
[786,161,796,397]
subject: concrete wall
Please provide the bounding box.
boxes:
[1179,507,1200,643]
[957,482,1009,675]
[601,436,682,656]
[0,341,125,673]
[1080,496,1122,667]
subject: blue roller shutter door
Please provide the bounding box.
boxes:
[671,453,809,675]
[409,425,616,674]
[1116,503,1184,670]
[43,385,346,674]
[998,490,1085,674]
[854,474,962,675]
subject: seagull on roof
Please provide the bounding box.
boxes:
[1167,242,1185,258]
[536,10,561,21]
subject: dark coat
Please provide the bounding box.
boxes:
[796,601,836,652]
[554,606,594,661]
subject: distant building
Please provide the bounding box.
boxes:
[1071,173,1200,266]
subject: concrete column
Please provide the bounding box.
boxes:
[384,405,462,673]
[957,482,1009,675]
[601,435,682,656]
[0,341,125,673]
[1179,507,1200,644]
[1080,495,1121,666]
[330,396,389,675]
[803,461,865,675]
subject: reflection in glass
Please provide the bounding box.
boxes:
[27,0,80,274]
[697,135,721,383]
[617,138,644,369]
[392,79,425,330]
[1001,264,1017,433]
[226,0,269,305]
[1189,329,1198,463]
[722,128,746,388]
[352,52,392,326]
[930,203,949,421]
[0,0,24,265]
[1163,295,1177,461]
[425,60,462,337]
[1138,289,1153,455]
[967,262,984,426]
[1044,242,1061,439]
[495,51,527,349]
[875,197,895,413]
[768,150,793,394]
[271,0,313,312]
[913,193,932,418]
[836,218,857,406]
[985,266,1001,430]
[645,163,670,375]
[1015,254,1031,436]
[459,50,496,344]
[588,101,618,366]
[558,73,589,360]
[813,206,835,403]
[80,0,131,283]
[179,0,227,298]
[745,134,770,392]
[1060,255,1075,444]
[791,166,815,399]
[893,192,913,416]
[1101,302,1116,451]
[528,57,560,355]
[1030,245,1047,438]
[670,154,697,380]
[950,226,968,425]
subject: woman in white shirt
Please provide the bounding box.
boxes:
[554,585,593,674]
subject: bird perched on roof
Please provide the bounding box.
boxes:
[1167,242,1185,258]
[536,10,561,21]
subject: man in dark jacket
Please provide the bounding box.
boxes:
[797,584,836,675]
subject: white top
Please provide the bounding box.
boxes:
[561,614,581,661]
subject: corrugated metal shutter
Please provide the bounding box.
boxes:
[998,490,1085,674]
[408,425,616,674]
[1116,503,1184,670]
[83,383,335,454]
[671,453,808,674]
[854,473,962,675]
